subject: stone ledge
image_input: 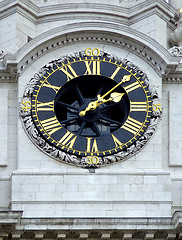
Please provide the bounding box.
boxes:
[11,168,171,175]
[1,211,182,239]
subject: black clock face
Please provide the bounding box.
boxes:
[31,56,152,157]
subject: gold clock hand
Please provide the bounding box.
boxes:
[110,92,125,102]
[79,101,98,116]
[79,74,131,116]
[96,92,125,104]
[101,74,131,100]
[79,92,125,116]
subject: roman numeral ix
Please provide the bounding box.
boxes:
[37,101,54,112]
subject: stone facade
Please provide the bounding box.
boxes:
[0,0,182,239]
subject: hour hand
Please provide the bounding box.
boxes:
[79,101,98,116]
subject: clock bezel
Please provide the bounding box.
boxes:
[19,50,162,168]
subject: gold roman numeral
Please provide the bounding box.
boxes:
[110,65,122,80]
[41,80,60,93]
[37,101,54,112]
[84,59,101,75]
[59,131,77,149]
[130,101,147,112]
[60,64,78,81]
[123,81,141,93]
[121,116,143,135]
[86,137,99,153]
[40,116,62,135]
[111,134,123,148]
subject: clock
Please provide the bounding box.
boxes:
[20,48,162,168]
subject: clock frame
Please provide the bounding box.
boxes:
[19,49,162,168]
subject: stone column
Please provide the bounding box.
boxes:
[169,0,182,47]
[169,2,182,56]
[170,13,182,47]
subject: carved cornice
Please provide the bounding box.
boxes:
[0,1,178,83]
[7,22,179,77]
[1,211,182,239]
[18,34,167,76]
[0,22,181,82]
[0,0,176,46]
[0,0,175,23]
[0,67,19,83]
[163,75,182,83]
[1,33,181,84]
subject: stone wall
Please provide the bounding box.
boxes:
[0,0,182,222]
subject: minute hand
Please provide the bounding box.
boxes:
[79,74,132,117]
[101,74,131,100]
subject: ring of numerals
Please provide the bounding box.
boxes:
[31,55,152,158]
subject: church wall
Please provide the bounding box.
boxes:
[8,39,172,218]
[0,83,17,209]
[0,0,182,237]
[0,14,17,53]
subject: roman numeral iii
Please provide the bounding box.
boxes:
[130,102,147,112]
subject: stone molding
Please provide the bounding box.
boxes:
[0,0,175,25]
[1,27,180,82]
[0,22,180,79]
[0,67,19,83]
[0,1,179,82]
[12,168,171,175]
[1,211,182,239]
[163,75,182,83]
[168,46,182,56]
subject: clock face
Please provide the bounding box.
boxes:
[20,49,161,168]
[31,55,152,157]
